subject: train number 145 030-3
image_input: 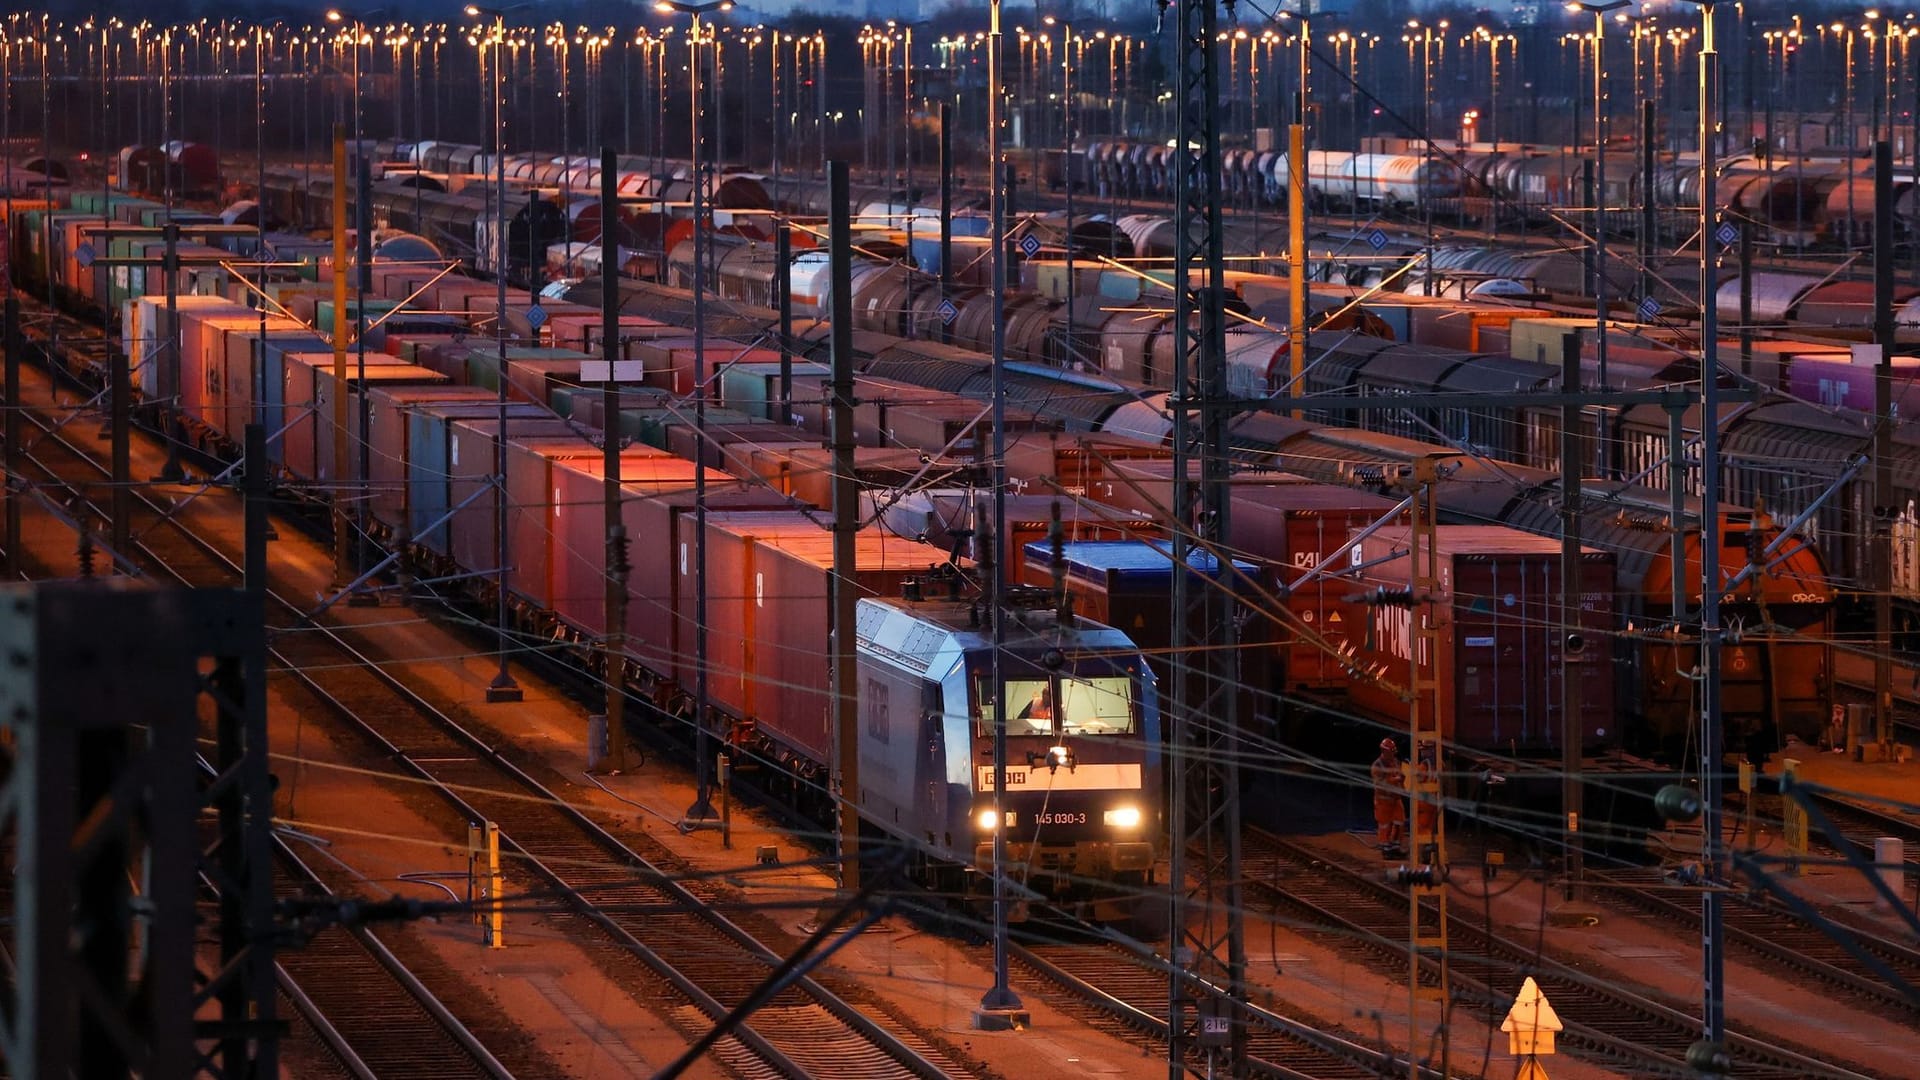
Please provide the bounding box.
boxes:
[1035,811,1088,825]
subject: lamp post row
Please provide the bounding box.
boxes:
[15,13,1889,173]
[20,10,1920,170]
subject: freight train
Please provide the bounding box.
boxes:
[115,143,222,201]
[648,227,1894,657]
[558,272,1837,760]
[1084,140,1912,249]
[6,184,1672,865]
[140,135,1920,320]
[30,165,1858,766]
[2,199,1171,921]
[234,137,1920,340]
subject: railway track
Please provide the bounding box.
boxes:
[1587,864,1920,1018]
[245,805,514,1079]
[6,336,970,1080]
[1744,782,1920,902]
[5,373,523,1078]
[1436,785,1920,1027]
[1006,933,1458,1080]
[1237,827,1879,1080]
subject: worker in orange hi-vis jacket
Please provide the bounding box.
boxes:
[1371,738,1406,857]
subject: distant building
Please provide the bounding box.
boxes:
[1511,0,1551,24]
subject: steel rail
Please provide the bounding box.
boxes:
[6,336,962,1080]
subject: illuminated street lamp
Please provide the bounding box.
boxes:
[1567,0,1632,393]
[975,0,1024,1032]
[1403,18,1446,250]
[655,0,732,828]
[326,6,382,571]
[1465,26,1515,148]
[1822,19,1861,240]
[1044,13,1081,366]
[465,1,527,703]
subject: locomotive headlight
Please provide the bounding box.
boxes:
[976,808,1011,831]
[1104,806,1142,829]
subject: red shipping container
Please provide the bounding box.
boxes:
[413,339,478,381]
[372,266,446,306]
[774,446,928,507]
[780,371,835,433]
[1008,431,1173,497]
[503,355,591,407]
[461,287,559,330]
[545,312,670,353]
[444,416,583,579]
[175,306,258,429]
[425,278,500,318]
[628,337,784,397]
[726,441,808,493]
[544,450,722,636]
[621,485,800,682]
[664,419,816,472]
[1342,526,1616,752]
[382,331,463,363]
[507,438,602,609]
[677,511,953,762]
[1234,483,1402,691]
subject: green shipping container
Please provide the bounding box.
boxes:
[460,346,592,393]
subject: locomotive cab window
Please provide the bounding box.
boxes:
[977,670,1137,737]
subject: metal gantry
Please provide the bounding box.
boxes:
[0,583,275,1078]
[1164,0,1246,1076]
[1677,0,1730,1066]
[1401,463,1449,1080]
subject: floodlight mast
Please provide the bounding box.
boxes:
[654,0,729,829]
[464,1,524,703]
[1676,0,1728,1064]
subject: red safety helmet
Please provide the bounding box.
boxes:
[1380,738,1396,752]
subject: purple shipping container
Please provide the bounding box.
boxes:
[1344,526,1617,752]
[1786,353,1920,415]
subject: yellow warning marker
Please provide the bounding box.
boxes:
[468,821,505,948]
[484,821,504,948]
[1503,976,1562,1079]
[1781,758,1808,875]
[1514,1057,1552,1080]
